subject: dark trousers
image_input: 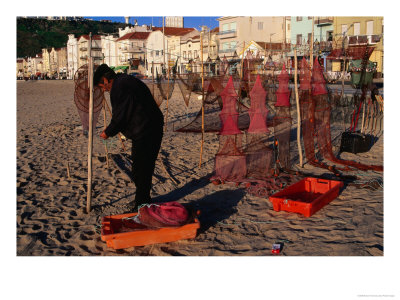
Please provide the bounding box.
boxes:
[131,127,163,207]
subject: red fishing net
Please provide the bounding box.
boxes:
[73,64,104,132]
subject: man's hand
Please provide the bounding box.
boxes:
[100,131,108,140]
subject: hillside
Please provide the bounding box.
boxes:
[17,18,127,58]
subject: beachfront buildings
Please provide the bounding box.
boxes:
[67,34,79,79]
[330,17,384,77]
[17,16,385,79]
[217,17,289,59]
[146,26,198,77]
[77,35,103,68]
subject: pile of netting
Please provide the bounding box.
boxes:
[74,64,104,132]
[299,57,383,173]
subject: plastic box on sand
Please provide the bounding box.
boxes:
[269,177,344,217]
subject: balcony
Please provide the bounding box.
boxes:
[217,30,237,39]
[315,17,334,26]
[348,35,381,45]
[219,48,236,53]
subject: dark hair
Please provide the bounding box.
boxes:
[93,64,116,86]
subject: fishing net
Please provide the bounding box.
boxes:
[73,64,104,132]
[245,75,273,179]
[311,57,383,172]
[175,75,250,133]
[273,64,292,169]
[176,72,200,106]
[156,71,175,102]
[211,76,247,183]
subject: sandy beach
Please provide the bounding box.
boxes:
[16,79,383,256]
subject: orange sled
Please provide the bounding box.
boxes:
[101,211,200,250]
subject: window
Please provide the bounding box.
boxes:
[188,51,192,59]
[222,23,229,32]
[230,41,236,50]
[308,16,313,20]
[156,50,159,56]
[223,42,230,51]
[354,22,360,35]
[327,31,333,41]
[230,22,236,31]
[258,22,263,30]
[297,34,302,45]
[341,24,348,35]
[194,50,198,58]
[308,33,312,44]
[366,20,374,35]
[183,51,186,59]
[297,17,302,21]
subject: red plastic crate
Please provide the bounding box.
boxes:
[101,211,200,250]
[269,177,344,217]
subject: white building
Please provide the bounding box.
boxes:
[67,34,79,79]
[101,35,118,67]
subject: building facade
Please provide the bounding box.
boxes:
[332,16,383,76]
[57,47,68,78]
[77,35,103,68]
[217,17,287,59]
[67,34,79,79]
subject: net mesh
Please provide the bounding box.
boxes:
[73,64,104,132]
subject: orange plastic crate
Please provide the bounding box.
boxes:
[269,177,344,217]
[101,212,200,250]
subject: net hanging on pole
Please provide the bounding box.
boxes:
[73,64,104,132]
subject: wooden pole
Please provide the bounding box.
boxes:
[310,17,314,69]
[199,31,205,168]
[103,98,110,168]
[241,41,245,79]
[86,33,94,213]
[294,49,303,167]
[165,65,169,132]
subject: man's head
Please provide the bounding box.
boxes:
[93,64,116,92]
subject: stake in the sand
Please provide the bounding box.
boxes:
[199,30,205,168]
[102,97,110,168]
[86,33,94,213]
[294,49,303,167]
[164,65,170,132]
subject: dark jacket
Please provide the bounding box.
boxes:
[105,74,164,141]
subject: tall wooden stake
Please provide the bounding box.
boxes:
[103,97,109,168]
[199,31,205,168]
[86,33,94,213]
[165,65,170,132]
[310,17,314,69]
[294,50,303,167]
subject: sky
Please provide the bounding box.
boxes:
[85,16,220,30]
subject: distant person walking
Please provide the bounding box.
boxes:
[94,64,164,211]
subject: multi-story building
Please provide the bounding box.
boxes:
[101,34,119,68]
[49,47,58,76]
[289,16,334,70]
[330,17,383,77]
[41,48,51,75]
[165,17,184,28]
[16,58,25,79]
[217,17,288,59]
[116,31,151,74]
[57,47,68,78]
[77,35,103,68]
[28,54,43,77]
[67,34,79,79]
[146,27,198,77]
